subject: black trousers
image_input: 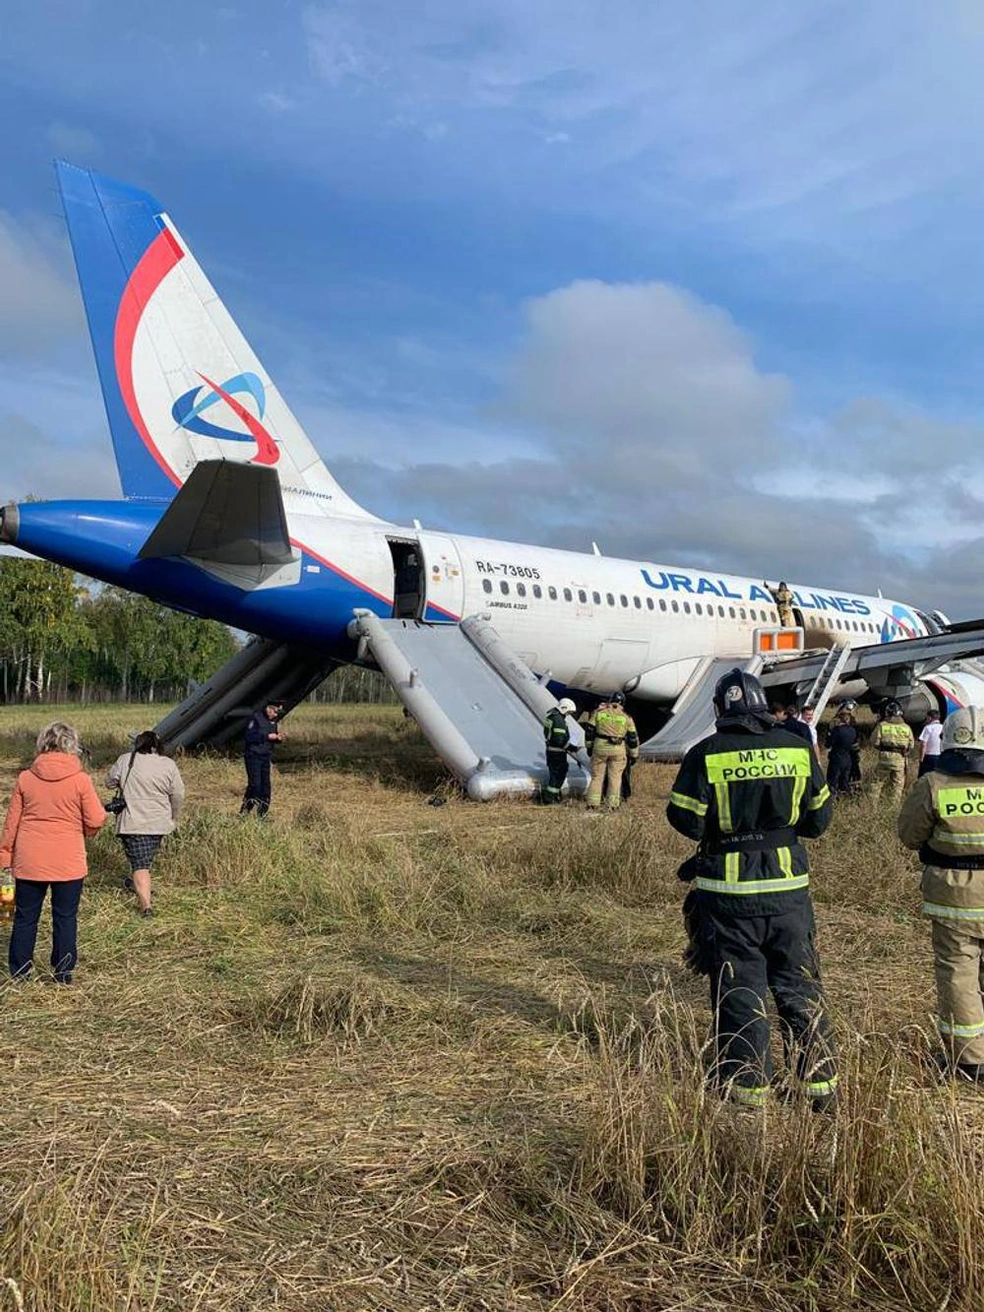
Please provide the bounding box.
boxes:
[919,754,940,778]
[241,753,272,816]
[542,749,568,802]
[701,896,837,1102]
[827,750,853,796]
[9,878,83,981]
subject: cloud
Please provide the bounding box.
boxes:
[46,120,102,162]
[259,91,298,113]
[0,214,82,357]
[0,414,120,502]
[312,274,984,619]
[503,279,790,484]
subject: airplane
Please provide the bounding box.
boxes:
[3,162,984,780]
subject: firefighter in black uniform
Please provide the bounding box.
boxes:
[667,668,836,1110]
[240,701,284,817]
[541,698,577,804]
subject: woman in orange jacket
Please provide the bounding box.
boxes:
[0,721,106,983]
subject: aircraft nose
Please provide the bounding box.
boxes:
[0,502,19,545]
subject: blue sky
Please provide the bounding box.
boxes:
[4,1,984,613]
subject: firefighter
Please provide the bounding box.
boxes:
[774,581,795,628]
[541,698,577,804]
[898,707,984,1082]
[868,700,915,800]
[584,692,639,811]
[666,668,836,1110]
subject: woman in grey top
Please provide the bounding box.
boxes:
[106,731,184,917]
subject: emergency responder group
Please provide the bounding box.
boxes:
[539,691,639,809]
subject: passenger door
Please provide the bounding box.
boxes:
[418,532,466,622]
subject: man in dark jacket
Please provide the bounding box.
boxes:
[825,709,859,797]
[240,701,284,817]
[667,669,836,1110]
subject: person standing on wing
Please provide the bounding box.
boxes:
[666,669,836,1110]
[774,582,795,629]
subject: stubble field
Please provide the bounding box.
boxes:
[0,702,981,1312]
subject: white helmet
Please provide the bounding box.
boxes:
[941,706,984,753]
[557,698,576,716]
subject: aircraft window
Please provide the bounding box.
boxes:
[671,600,680,613]
[592,590,601,604]
[659,599,667,612]
[517,583,527,597]
[500,580,509,595]
[482,579,492,594]
[718,605,725,617]
[646,597,654,610]
[533,584,542,599]
[563,588,572,601]
[606,593,615,606]
[634,596,642,609]
[620,595,628,607]
[729,607,736,618]
[683,601,691,614]
[749,608,756,621]
[578,589,587,603]
[739,608,746,620]
[695,603,703,615]
[548,586,557,600]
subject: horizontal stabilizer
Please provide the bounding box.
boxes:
[139,459,296,570]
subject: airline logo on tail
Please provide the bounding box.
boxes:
[172,372,279,466]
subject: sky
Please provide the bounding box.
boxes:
[4,1,984,615]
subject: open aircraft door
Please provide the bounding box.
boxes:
[418,532,466,622]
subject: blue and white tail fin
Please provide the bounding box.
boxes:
[56,161,375,519]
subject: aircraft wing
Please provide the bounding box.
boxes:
[761,625,984,696]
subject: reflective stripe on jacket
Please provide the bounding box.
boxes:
[873,719,914,753]
[543,707,571,753]
[666,725,831,911]
[898,771,984,921]
[585,709,639,757]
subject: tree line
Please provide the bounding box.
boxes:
[0,557,397,706]
[0,558,240,703]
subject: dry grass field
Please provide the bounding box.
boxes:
[0,702,982,1311]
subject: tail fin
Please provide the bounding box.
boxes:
[56,161,374,518]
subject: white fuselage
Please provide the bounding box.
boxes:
[288,506,932,701]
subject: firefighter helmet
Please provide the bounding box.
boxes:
[557,698,576,715]
[713,668,769,718]
[942,707,984,753]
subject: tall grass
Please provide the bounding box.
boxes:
[0,704,979,1310]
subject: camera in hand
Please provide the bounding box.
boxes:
[104,795,127,815]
